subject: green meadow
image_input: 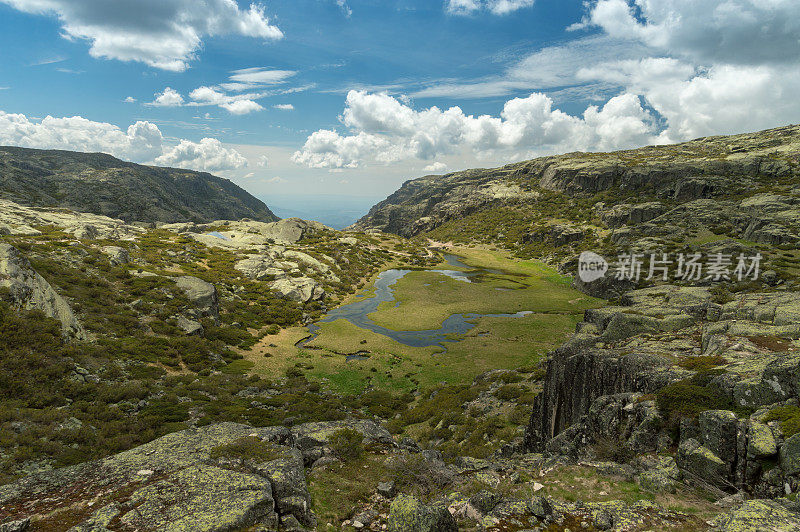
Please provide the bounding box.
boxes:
[246,246,602,394]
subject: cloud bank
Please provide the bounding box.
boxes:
[0,110,247,172]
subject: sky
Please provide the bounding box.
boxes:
[1,0,799,212]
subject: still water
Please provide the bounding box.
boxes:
[300,254,530,349]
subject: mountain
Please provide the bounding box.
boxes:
[0,146,278,223]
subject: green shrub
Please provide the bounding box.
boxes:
[209,436,279,462]
[329,428,364,461]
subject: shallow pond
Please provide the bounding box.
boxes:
[301,254,531,349]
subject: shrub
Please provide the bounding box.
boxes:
[329,428,364,461]
[209,436,279,462]
[677,355,726,372]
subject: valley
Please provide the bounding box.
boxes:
[2,124,800,531]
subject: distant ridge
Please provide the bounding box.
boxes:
[0,146,278,223]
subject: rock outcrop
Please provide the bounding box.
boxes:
[0,243,85,339]
[0,419,396,531]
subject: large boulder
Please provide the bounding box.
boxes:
[271,277,325,302]
[0,243,85,339]
[261,218,329,244]
[175,276,219,320]
[388,495,457,532]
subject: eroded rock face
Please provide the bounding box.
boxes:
[0,243,85,339]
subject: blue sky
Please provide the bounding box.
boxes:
[1,0,799,206]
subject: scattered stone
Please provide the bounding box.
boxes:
[378,480,397,498]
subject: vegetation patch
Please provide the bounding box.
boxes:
[764,405,800,437]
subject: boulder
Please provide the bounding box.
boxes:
[271,277,325,302]
[780,433,800,476]
[387,495,457,532]
[175,276,219,319]
[177,315,203,336]
[101,245,129,266]
[677,438,731,490]
[0,243,85,339]
[747,421,777,458]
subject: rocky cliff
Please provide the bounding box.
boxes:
[0,146,278,223]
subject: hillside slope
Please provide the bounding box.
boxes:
[352,124,800,290]
[0,146,277,223]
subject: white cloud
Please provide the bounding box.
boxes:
[445,0,534,16]
[293,90,658,169]
[228,67,296,85]
[0,109,247,173]
[257,155,269,167]
[148,87,184,107]
[123,96,137,103]
[1,0,283,71]
[423,162,448,173]
[266,175,286,183]
[334,0,352,17]
[487,0,535,15]
[273,104,294,110]
[220,99,263,115]
[155,137,247,171]
[577,0,800,66]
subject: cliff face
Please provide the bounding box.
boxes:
[0,146,278,223]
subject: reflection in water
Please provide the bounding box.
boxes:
[300,254,531,349]
[207,231,230,240]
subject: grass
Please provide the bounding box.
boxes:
[243,246,597,394]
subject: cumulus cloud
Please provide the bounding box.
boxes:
[148,87,184,107]
[220,99,263,115]
[423,162,448,173]
[0,110,247,172]
[273,104,294,110]
[576,0,800,66]
[155,137,247,171]
[0,0,283,71]
[292,90,658,168]
[446,0,534,16]
[257,155,269,167]
[123,96,137,103]
[564,1,800,141]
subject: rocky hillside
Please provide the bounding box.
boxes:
[352,124,800,286]
[0,146,277,223]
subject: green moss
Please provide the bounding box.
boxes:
[764,405,800,437]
